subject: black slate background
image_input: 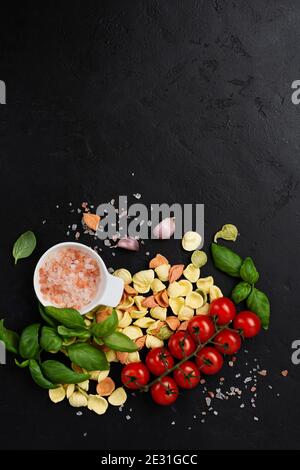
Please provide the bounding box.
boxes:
[0,0,300,450]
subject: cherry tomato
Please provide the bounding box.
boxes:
[214,329,241,355]
[233,311,261,338]
[196,346,223,375]
[121,362,150,390]
[168,331,196,360]
[146,347,174,376]
[173,361,200,389]
[150,376,179,406]
[209,297,236,325]
[187,316,215,343]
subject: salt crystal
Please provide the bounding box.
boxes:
[244,377,252,384]
[193,415,197,419]
[133,193,141,199]
[104,240,111,247]
[83,432,87,437]
[72,224,77,231]
[254,416,259,421]
[205,397,211,407]
[126,415,131,420]
[281,370,288,377]
[42,220,46,224]
[188,427,192,430]
[171,421,175,425]
[131,172,135,176]
[201,419,205,423]
[76,411,83,416]
[258,370,267,376]
[240,404,245,408]
[108,267,114,274]
[228,361,234,367]
[213,411,218,416]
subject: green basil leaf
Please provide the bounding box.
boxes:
[15,358,29,368]
[102,332,138,352]
[231,281,252,304]
[12,230,36,264]
[0,319,19,354]
[67,343,109,371]
[41,360,90,384]
[93,337,104,346]
[40,326,62,353]
[58,325,91,340]
[240,257,259,284]
[38,303,57,327]
[45,306,85,329]
[19,323,40,359]
[211,242,243,277]
[29,359,57,389]
[247,287,270,330]
[92,309,118,337]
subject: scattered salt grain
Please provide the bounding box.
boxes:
[244,377,252,384]
[205,397,211,407]
[240,404,245,408]
[281,370,288,377]
[42,220,47,224]
[76,411,83,416]
[171,421,175,425]
[83,432,87,437]
[188,426,192,430]
[213,411,218,416]
[104,240,111,247]
[72,224,77,231]
[228,361,234,367]
[254,417,259,421]
[133,193,141,199]
[126,415,131,421]
[258,370,267,376]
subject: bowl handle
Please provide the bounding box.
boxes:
[99,274,124,307]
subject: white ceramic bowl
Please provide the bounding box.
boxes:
[33,242,124,315]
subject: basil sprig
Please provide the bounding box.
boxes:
[211,242,270,329]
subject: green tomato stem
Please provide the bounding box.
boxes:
[141,322,231,393]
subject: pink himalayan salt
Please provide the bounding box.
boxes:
[39,247,100,310]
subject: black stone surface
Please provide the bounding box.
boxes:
[0,1,300,450]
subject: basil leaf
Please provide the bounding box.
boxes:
[240,257,259,284]
[58,325,91,340]
[231,281,252,304]
[29,359,57,389]
[41,360,90,384]
[45,306,85,329]
[92,309,118,337]
[12,230,36,264]
[38,303,57,327]
[40,326,62,353]
[0,319,19,354]
[67,343,109,371]
[19,323,40,359]
[102,332,138,352]
[247,287,270,330]
[211,242,243,277]
[15,359,29,368]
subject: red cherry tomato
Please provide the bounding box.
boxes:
[209,297,236,325]
[121,362,150,390]
[173,361,200,389]
[146,347,174,376]
[196,346,224,375]
[187,316,215,343]
[214,329,241,355]
[233,311,261,338]
[150,376,179,406]
[168,331,196,360]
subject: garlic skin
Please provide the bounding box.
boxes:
[116,237,139,251]
[152,218,175,239]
